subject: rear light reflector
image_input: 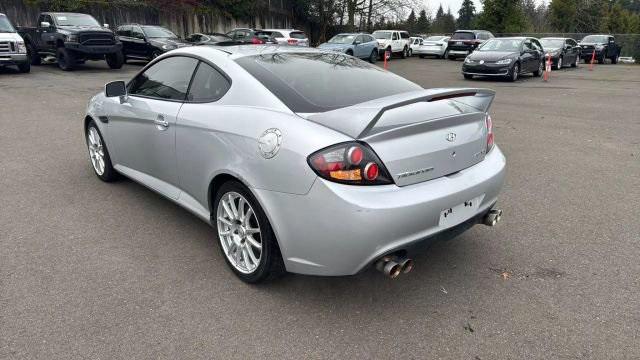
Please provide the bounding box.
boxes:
[308,142,392,185]
[486,114,494,152]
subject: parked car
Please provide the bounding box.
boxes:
[185,32,234,45]
[539,37,580,69]
[18,12,123,71]
[263,29,309,47]
[317,33,378,62]
[408,36,423,56]
[415,35,450,59]
[116,24,191,62]
[372,30,411,59]
[84,45,505,283]
[447,30,494,60]
[462,37,544,81]
[578,34,622,64]
[225,28,275,45]
[0,13,30,73]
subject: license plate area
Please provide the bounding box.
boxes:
[439,195,484,228]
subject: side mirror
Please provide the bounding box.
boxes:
[103,23,110,28]
[353,41,361,45]
[40,21,50,28]
[105,81,126,99]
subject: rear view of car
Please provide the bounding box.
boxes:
[416,35,450,58]
[267,29,309,47]
[448,30,493,59]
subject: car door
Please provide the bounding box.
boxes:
[566,39,577,62]
[37,14,56,51]
[116,25,133,55]
[108,56,199,199]
[130,26,148,57]
[352,35,364,57]
[521,40,536,72]
[364,35,376,55]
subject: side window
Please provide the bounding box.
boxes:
[226,30,236,39]
[187,62,231,102]
[355,35,364,43]
[237,30,249,39]
[271,32,283,38]
[367,35,375,43]
[608,36,614,43]
[533,39,542,51]
[400,32,409,39]
[392,32,399,40]
[132,26,144,39]
[523,40,533,51]
[37,14,45,26]
[129,56,199,101]
[44,15,54,26]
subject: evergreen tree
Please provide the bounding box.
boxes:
[443,7,457,32]
[475,0,528,33]
[406,9,417,34]
[457,0,476,29]
[432,4,446,33]
[417,9,431,34]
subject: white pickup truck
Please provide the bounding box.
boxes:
[372,30,411,60]
[0,13,30,73]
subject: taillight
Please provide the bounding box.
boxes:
[251,37,264,44]
[287,39,298,45]
[486,114,494,152]
[308,142,393,185]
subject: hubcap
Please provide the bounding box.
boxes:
[513,65,519,80]
[558,57,562,69]
[87,127,105,175]
[217,192,262,274]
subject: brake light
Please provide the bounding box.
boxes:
[251,37,264,44]
[308,142,393,185]
[486,114,494,152]
[287,39,298,45]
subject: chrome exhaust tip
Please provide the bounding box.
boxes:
[398,258,414,274]
[375,257,402,278]
[483,209,503,227]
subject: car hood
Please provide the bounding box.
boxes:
[0,32,24,42]
[579,42,605,46]
[318,43,349,50]
[468,51,518,61]
[57,25,112,34]
[149,38,191,47]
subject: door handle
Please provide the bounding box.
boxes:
[154,115,169,129]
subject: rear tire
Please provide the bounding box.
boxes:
[17,61,30,73]
[401,46,408,59]
[533,61,543,77]
[56,47,76,71]
[106,51,124,69]
[571,56,578,68]
[213,180,286,284]
[407,48,412,57]
[27,43,41,65]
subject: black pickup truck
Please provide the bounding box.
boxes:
[578,34,622,64]
[18,12,123,71]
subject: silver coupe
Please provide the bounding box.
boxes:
[84,46,506,283]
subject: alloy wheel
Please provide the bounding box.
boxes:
[87,127,105,175]
[512,64,519,81]
[217,192,262,274]
[557,57,562,70]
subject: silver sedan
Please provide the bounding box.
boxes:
[84,46,506,283]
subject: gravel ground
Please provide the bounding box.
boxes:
[1,56,639,359]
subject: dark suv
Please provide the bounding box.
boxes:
[447,30,494,60]
[116,24,191,62]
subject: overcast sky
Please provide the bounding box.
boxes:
[424,0,548,17]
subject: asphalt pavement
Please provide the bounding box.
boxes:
[1,57,639,359]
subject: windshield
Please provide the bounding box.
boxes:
[540,39,564,49]
[328,34,356,44]
[425,36,445,41]
[142,26,177,38]
[452,32,475,40]
[372,31,392,40]
[478,39,521,52]
[235,52,421,113]
[582,35,608,43]
[0,15,16,33]
[290,31,306,39]
[55,14,100,27]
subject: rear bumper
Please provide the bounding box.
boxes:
[64,42,122,55]
[415,47,446,56]
[253,146,506,276]
[0,53,28,65]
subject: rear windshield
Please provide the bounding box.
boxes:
[235,52,421,113]
[426,36,445,41]
[289,31,306,39]
[451,32,475,40]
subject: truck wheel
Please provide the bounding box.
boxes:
[27,43,41,65]
[17,61,30,73]
[106,51,124,69]
[598,54,606,64]
[56,47,76,71]
[401,46,408,59]
[611,54,619,64]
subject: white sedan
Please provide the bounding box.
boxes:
[415,36,451,59]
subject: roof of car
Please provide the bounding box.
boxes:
[174,44,326,59]
[540,37,570,40]
[455,29,489,33]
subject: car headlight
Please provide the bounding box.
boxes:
[17,41,27,54]
[496,58,512,65]
[464,57,472,63]
[162,44,176,50]
[66,34,78,42]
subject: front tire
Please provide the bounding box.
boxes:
[556,56,563,70]
[509,63,520,82]
[56,47,76,71]
[85,120,117,182]
[214,181,285,283]
[17,61,30,73]
[27,43,41,65]
[106,51,124,69]
[368,49,377,63]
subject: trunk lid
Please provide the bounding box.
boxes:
[305,89,494,186]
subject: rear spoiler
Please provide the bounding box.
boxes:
[306,88,495,139]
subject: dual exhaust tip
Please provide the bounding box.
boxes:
[375,255,414,279]
[483,208,503,227]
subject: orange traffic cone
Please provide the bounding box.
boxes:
[384,50,390,69]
